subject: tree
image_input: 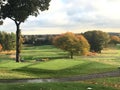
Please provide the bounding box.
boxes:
[53,32,90,59]
[84,30,110,53]
[0,20,3,25]
[76,35,90,55]
[0,0,51,62]
[0,0,7,25]
[0,31,16,50]
[0,44,2,51]
[109,35,120,45]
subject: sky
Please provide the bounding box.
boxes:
[0,0,120,35]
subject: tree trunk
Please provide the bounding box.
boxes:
[15,23,21,62]
[70,52,73,59]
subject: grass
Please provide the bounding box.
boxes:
[81,77,120,89]
[0,82,118,90]
[0,45,120,90]
[21,45,69,60]
[0,45,119,79]
[0,59,117,79]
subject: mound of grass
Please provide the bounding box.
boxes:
[0,59,116,79]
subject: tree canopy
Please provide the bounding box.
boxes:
[0,0,51,62]
[84,30,110,53]
[0,31,16,50]
[1,0,51,22]
[53,32,90,59]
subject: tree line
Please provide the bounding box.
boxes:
[0,31,16,51]
[0,30,120,59]
[23,30,120,58]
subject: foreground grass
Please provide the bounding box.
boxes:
[81,77,120,89]
[0,82,118,90]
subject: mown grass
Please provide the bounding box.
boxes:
[0,45,119,79]
[0,82,118,90]
[21,45,69,60]
[0,45,120,90]
[0,59,116,79]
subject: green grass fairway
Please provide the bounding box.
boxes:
[21,45,69,60]
[0,45,119,79]
[0,82,118,90]
[0,45,120,90]
[0,59,117,79]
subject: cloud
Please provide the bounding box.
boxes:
[0,0,120,34]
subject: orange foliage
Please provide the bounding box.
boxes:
[76,35,90,55]
[53,32,90,58]
[0,44,2,51]
[110,35,120,44]
[110,35,120,41]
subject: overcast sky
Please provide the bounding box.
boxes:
[0,0,120,35]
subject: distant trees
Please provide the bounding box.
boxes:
[109,35,120,45]
[84,30,110,53]
[53,32,90,59]
[0,31,16,51]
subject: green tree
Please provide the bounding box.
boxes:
[53,32,90,59]
[0,0,51,62]
[0,31,16,50]
[84,30,110,53]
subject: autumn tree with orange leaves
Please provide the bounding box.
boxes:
[0,44,2,51]
[109,35,120,45]
[76,35,90,55]
[53,32,90,59]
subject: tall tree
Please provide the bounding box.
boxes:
[0,0,51,62]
